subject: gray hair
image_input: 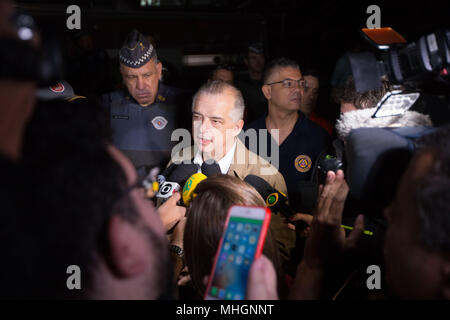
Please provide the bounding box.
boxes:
[192,80,245,123]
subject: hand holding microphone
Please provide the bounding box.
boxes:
[156,163,199,203]
[158,191,186,231]
[157,161,221,231]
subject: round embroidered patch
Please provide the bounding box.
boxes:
[294,154,312,173]
[151,116,168,130]
[50,83,65,93]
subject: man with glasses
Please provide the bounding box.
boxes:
[244,57,330,213]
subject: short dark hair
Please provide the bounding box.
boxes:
[263,57,300,84]
[3,98,142,298]
[301,66,320,79]
[415,125,450,250]
[209,63,235,79]
[337,76,391,109]
[213,63,235,72]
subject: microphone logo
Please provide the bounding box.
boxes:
[183,178,193,193]
[159,183,174,196]
[266,193,279,207]
[182,173,207,206]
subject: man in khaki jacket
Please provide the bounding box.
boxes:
[169,80,295,267]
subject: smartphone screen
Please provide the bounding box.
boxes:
[205,206,270,300]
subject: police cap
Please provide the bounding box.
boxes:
[119,29,156,68]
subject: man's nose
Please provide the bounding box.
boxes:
[300,87,305,95]
[199,118,210,133]
[136,77,146,90]
[292,84,303,94]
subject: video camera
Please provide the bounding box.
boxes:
[0,7,63,85]
[348,28,450,118]
[318,27,449,214]
[350,28,450,92]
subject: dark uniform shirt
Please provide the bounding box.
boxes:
[243,112,330,211]
[102,82,186,176]
[235,72,267,123]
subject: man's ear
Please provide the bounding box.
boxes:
[156,61,163,80]
[236,119,244,132]
[262,84,271,100]
[107,215,147,277]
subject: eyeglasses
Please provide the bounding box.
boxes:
[266,78,307,89]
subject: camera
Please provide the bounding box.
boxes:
[0,8,63,85]
[317,155,344,186]
[349,28,450,93]
[338,28,449,214]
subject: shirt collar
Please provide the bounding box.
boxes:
[193,140,237,174]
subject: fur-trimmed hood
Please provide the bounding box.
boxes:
[335,107,433,141]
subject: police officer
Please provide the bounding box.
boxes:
[102,29,186,177]
[244,57,330,213]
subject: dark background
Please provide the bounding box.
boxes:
[18,0,450,97]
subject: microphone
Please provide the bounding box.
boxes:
[243,175,309,229]
[182,172,207,206]
[201,161,221,177]
[157,162,177,185]
[181,161,221,206]
[156,163,199,202]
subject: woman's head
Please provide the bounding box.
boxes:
[183,174,280,297]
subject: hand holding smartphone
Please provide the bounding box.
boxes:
[204,205,271,300]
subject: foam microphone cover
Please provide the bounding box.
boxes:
[243,175,300,221]
[182,172,207,206]
[168,163,199,185]
[158,162,177,184]
[201,161,221,177]
[243,174,274,199]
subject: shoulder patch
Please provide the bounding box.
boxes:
[151,116,168,130]
[50,83,65,93]
[294,154,312,173]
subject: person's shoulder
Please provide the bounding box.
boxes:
[238,140,283,177]
[101,89,127,104]
[157,83,189,103]
[244,116,266,131]
[300,114,330,139]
